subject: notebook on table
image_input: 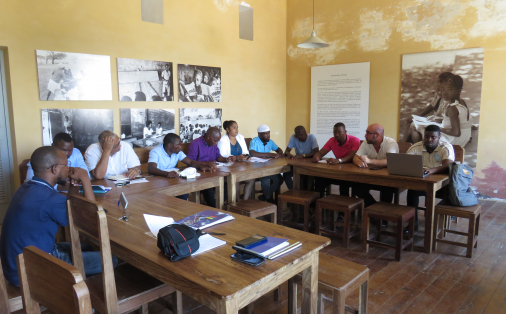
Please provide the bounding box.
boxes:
[175,210,235,230]
[387,153,428,178]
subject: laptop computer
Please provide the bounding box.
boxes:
[387,153,428,178]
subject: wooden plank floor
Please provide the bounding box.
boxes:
[128,196,506,314]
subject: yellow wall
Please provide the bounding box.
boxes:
[287,0,506,197]
[0,0,287,187]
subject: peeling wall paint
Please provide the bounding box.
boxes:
[473,161,506,197]
[213,0,238,12]
[358,10,393,52]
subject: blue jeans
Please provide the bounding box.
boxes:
[51,242,118,277]
[177,194,189,201]
[259,174,283,200]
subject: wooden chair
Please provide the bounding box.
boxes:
[67,195,183,314]
[227,199,277,223]
[363,202,415,261]
[315,195,364,248]
[277,190,320,232]
[288,253,369,314]
[17,245,93,314]
[19,159,30,184]
[433,201,481,258]
[0,255,24,313]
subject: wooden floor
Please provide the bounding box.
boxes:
[138,195,506,314]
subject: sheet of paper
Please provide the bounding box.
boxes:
[128,178,149,184]
[192,234,226,256]
[107,174,145,181]
[318,160,327,163]
[143,214,174,238]
[245,157,269,163]
[411,114,443,129]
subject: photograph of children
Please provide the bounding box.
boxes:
[179,108,222,143]
[36,50,112,101]
[399,48,484,168]
[117,58,174,101]
[120,109,175,148]
[178,64,221,102]
[41,109,113,153]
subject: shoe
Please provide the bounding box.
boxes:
[382,220,388,227]
[258,195,266,202]
[403,223,419,234]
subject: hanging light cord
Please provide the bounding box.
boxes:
[312,0,315,31]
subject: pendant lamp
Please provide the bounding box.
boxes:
[297,0,329,48]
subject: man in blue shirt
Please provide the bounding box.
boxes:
[148,133,213,200]
[283,125,319,189]
[0,146,115,286]
[249,124,284,203]
[26,132,90,185]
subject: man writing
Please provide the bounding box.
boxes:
[85,130,141,180]
[283,125,319,189]
[0,147,115,286]
[313,122,360,197]
[406,125,454,231]
[352,124,399,212]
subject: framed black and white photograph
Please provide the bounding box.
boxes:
[41,109,113,153]
[178,64,221,102]
[117,58,173,101]
[36,50,112,101]
[179,108,222,143]
[399,48,484,168]
[120,109,175,148]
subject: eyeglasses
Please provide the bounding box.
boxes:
[46,160,71,169]
[365,131,378,135]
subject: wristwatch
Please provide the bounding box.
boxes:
[338,159,342,163]
[303,154,306,158]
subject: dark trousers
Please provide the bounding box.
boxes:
[259,174,283,200]
[176,194,189,201]
[354,183,396,208]
[202,188,216,208]
[315,178,353,198]
[407,189,445,224]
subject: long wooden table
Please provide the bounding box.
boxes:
[288,159,449,253]
[216,158,291,203]
[99,191,330,313]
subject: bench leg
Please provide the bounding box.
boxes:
[172,290,183,314]
[315,203,322,236]
[304,201,310,232]
[140,304,148,314]
[475,213,480,248]
[332,288,346,314]
[271,211,277,224]
[317,292,324,314]
[362,212,369,252]
[408,216,415,251]
[277,198,283,225]
[359,281,368,314]
[343,210,350,248]
[467,214,476,258]
[246,304,254,314]
[288,278,297,314]
[395,217,402,261]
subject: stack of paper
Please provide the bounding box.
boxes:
[107,174,144,181]
[233,236,302,260]
[175,210,234,230]
[245,157,270,163]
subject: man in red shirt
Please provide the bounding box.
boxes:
[313,122,360,197]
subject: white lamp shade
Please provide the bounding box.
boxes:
[297,30,329,48]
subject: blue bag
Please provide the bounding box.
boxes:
[448,162,478,206]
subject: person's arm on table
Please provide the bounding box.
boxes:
[148,162,178,178]
[183,158,217,172]
[284,146,294,159]
[425,159,452,175]
[327,150,357,165]
[353,154,369,168]
[68,167,95,201]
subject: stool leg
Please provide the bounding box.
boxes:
[246,304,254,314]
[333,288,346,314]
[467,214,476,258]
[359,203,364,239]
[362,212,369,252]
[277,198,283,225]
[317,292,324,314]
[271,210,277,224]
[408,216,414,251]
[475,213,480,248]
[343,210,350,248]
[288,278,297,314]
[359,281,368,314]
[438,214,445,239]
[396,217,402,261]
[376,218,382,242]
[315,203,322,235]
[304,201,310,232]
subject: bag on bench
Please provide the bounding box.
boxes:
[448,162,478,207]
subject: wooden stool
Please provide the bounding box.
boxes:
[315,195,364,248]
[433,201,481,258]
[288,253,369,314]
[277,190,320,232]
[227,199,277,223]
[363,202,415,261]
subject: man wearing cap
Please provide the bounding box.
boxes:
[46,63,66,100]
[249,124,284,203]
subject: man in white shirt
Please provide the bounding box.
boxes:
[85,130,141,179]
[406,125,454,231]
[143,120,154,139]
[352,124,399,211]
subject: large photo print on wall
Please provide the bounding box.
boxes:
[117,58,173,101]
[399,48,484,168]
[179,108,222,143]
[178,64,221,102]
[36,50,112,101]
[41,109,114,153]
[120,109,175,148]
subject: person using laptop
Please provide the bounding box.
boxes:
[352,124,399,223]
[406,124,455,231]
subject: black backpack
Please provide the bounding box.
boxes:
[157,224,203,261]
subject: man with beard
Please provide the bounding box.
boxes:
[0,146,116,286]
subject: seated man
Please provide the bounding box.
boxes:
[26,132,90,185]
[85,130,141,180]
[352,123,399,213]
[0,146,117,287]
[249,124,284,203]
[313,122,360,197]
[148,133,212,201]
[283,125,319,189]
[406,125,454,231]
[188,127,232,207]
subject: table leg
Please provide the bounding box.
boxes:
[294,167,301,190]
[227,174,236,204]
[288,277,297,314]
[301,252,319,314]
[216,299,238,314]
[359,280,368,314]
[216,177,224,210]
[424,184,436,253]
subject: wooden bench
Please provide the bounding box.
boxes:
[277,190,320,232]
[288,253,369,314]
[1,254,37,313]
[227,199,277,223]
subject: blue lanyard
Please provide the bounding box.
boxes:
[30,180,56,191]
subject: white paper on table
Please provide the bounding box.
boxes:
[245,157,269,163]
[318,160,327,163]
[143,214,174,238]
[128,178,149,184]
[192,234,226,256]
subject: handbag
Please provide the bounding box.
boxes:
[157,224,203,261]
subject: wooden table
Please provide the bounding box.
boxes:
[288,159,449,253]
[217,158,291,203]
[99,191,330,313]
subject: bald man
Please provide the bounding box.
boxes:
[0,146,116,286]
[353,124,399,215]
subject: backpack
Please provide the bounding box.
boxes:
[157,224,203,261]
[448,162,478,207]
